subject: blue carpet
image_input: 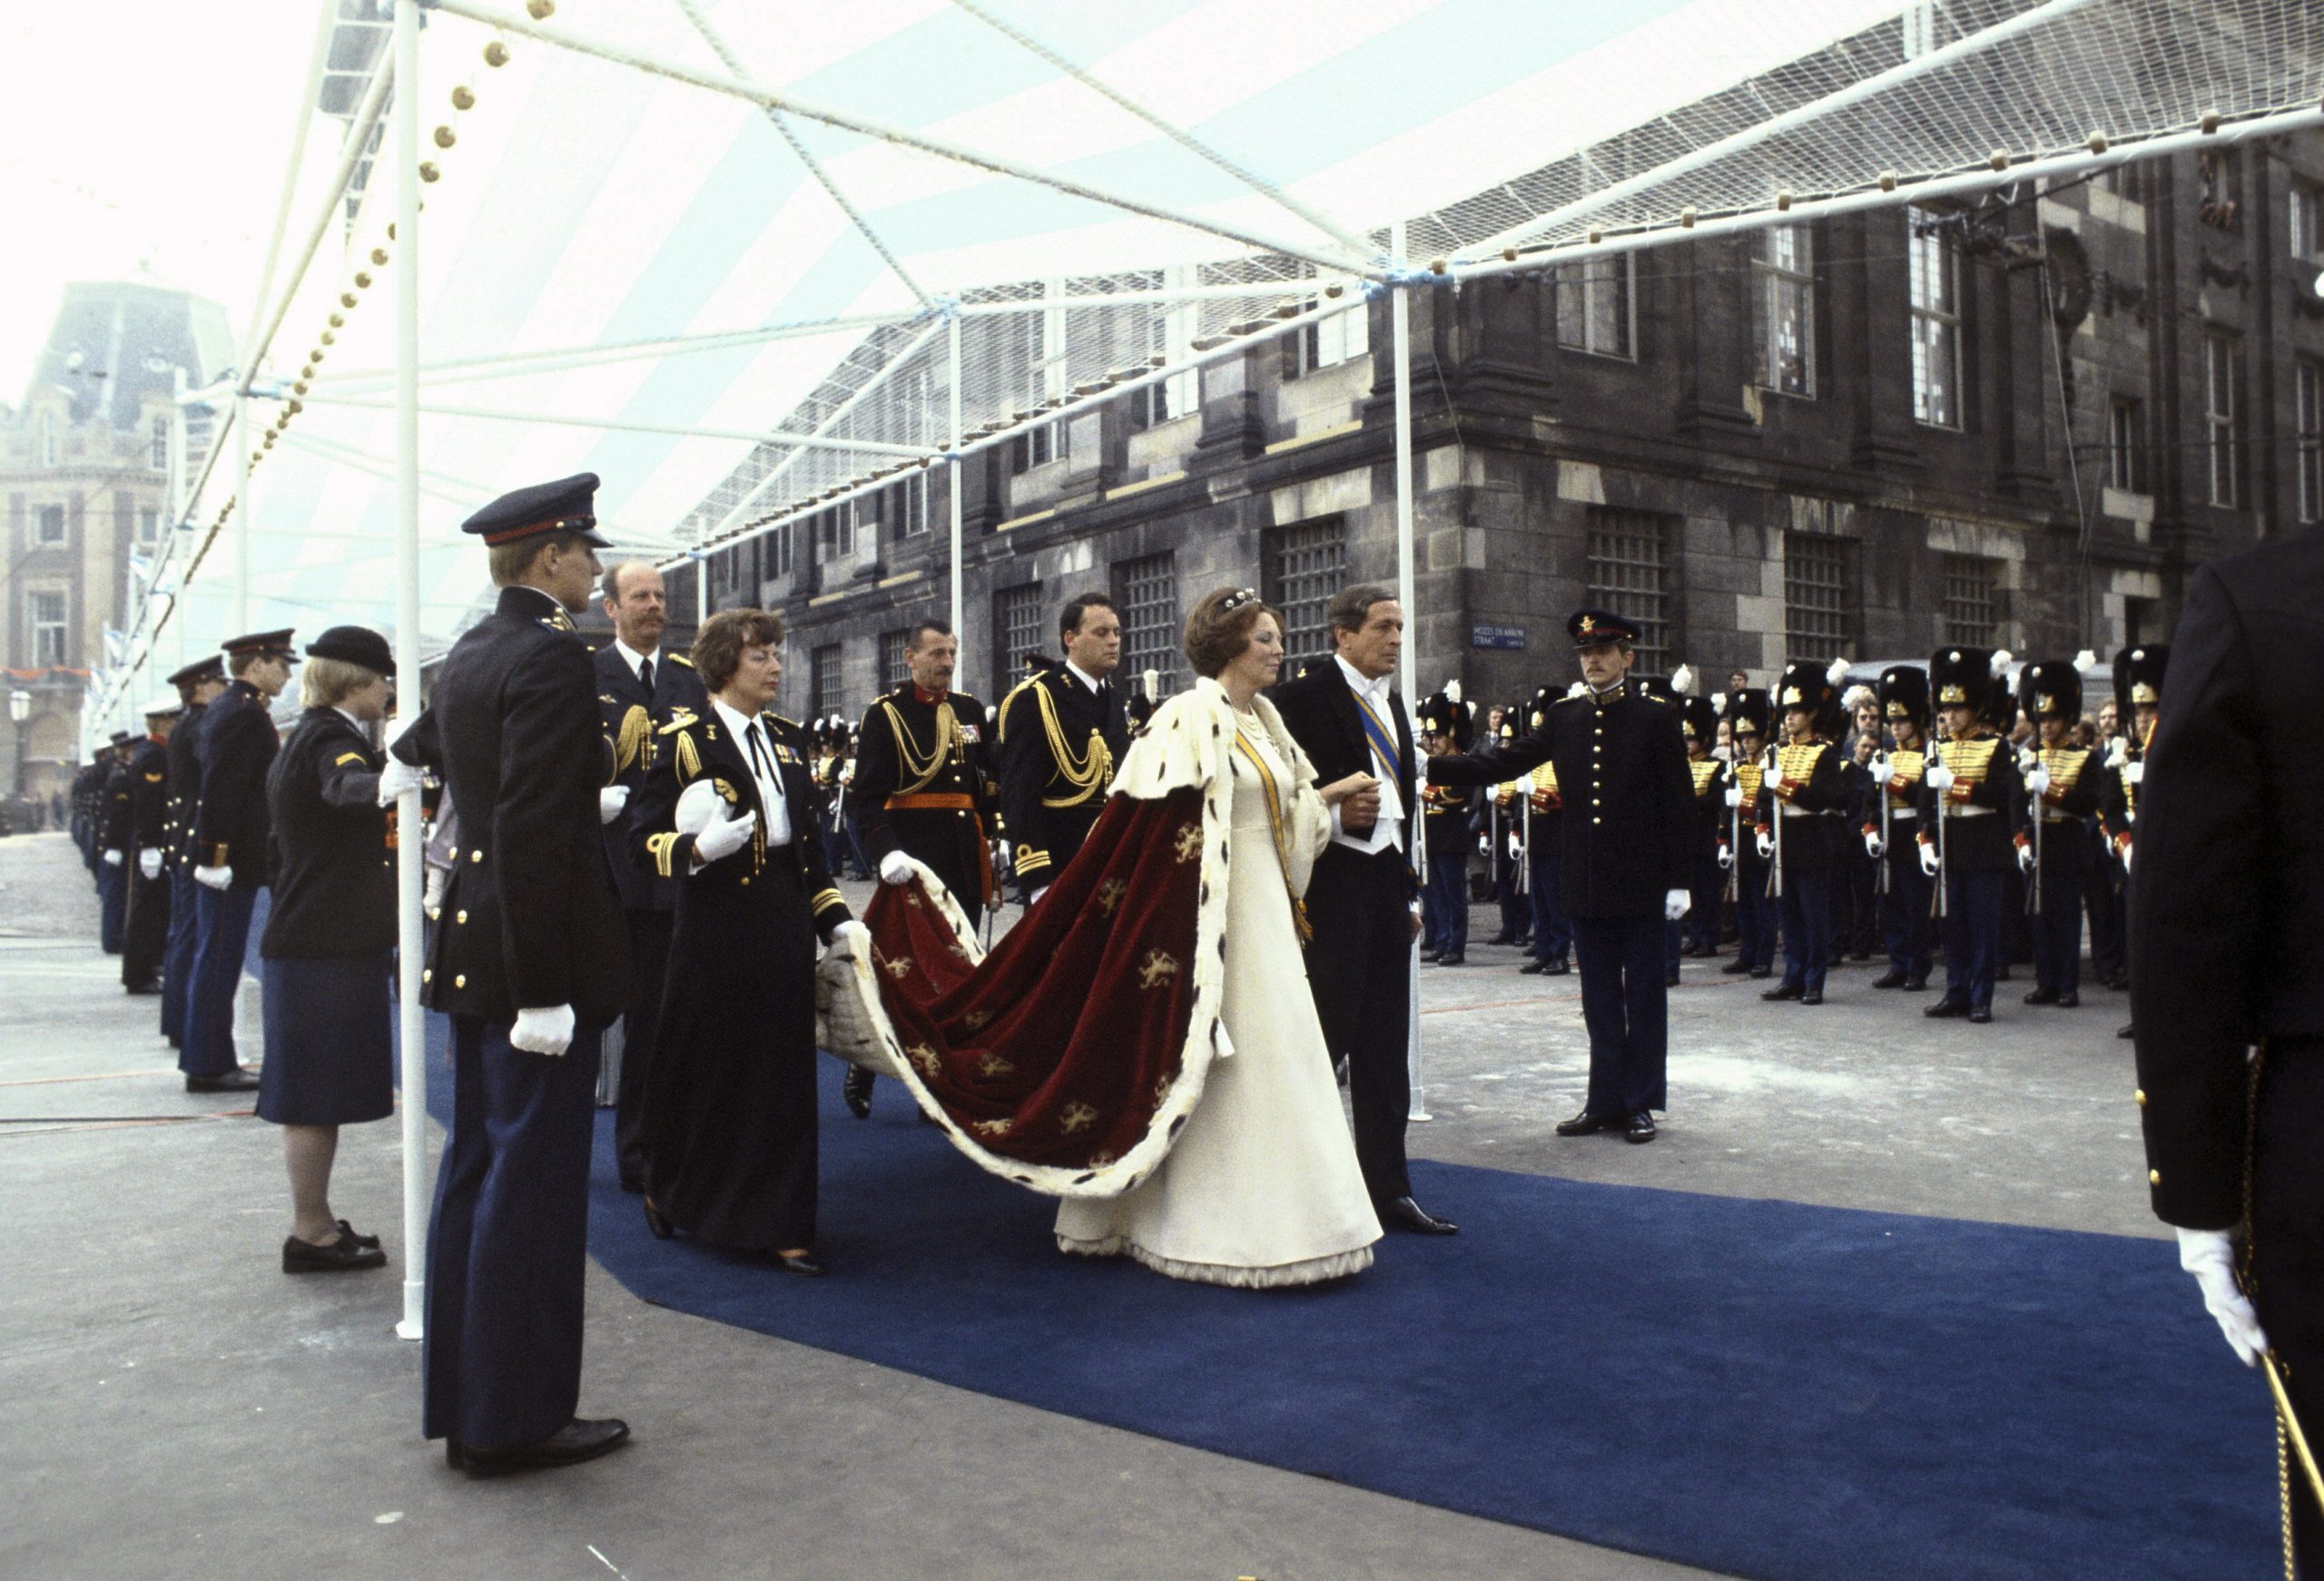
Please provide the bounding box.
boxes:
[419,1016,2271,1579]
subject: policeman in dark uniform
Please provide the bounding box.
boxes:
[1915,646,2027,1024]
[2103,644,2168,1040]
[1754,661,1851,1006]
[379,473,633,1477]
[96,732,135,954]
[2016,659,2102,1008]
[591,559,708,1193]
[1427,610,1693,1144]
[161,656,228,1046]
[184,629,299,1092]
[848,617,996,1117]
[1416,686,1480,965]
[997,593,1128,903]
[2129,527,2324,1575]
[1719,690,1777,978]
[72,756,103,873]
[1866,666,1933,991]
[120,698,180,994]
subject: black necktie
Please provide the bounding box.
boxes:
[638,656,654,694]
[746,722,774,783]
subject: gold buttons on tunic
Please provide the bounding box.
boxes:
[454,974,467,988]
[2133,1089,2146,1106]
[470,850,483,863]
[456,909,468,924]
[1592,816,1602,825]
[421,968,432,983]
[2148,1169,2161,1185]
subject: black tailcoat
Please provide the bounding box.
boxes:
[261,707,393,958]
[192,679,281,890]
[593,643,708,914]
[853,686,995,918]
[996,666,1126,894]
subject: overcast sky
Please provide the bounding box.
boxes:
[0,1,317,403]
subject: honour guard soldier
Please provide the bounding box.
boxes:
[1915,647,2027,1024]
[2127,527,2324,1575]
[1754,661,1852,1006]
[2018,657,2102,1008]
[1516,687,1572,976]
[1866,666,1934,991]
[184,629,299,1092]
[1484,708,1531,949]
[160,656,228,1046]
[2103,643,2168,1040]
[120,698,180,995]
[1416,686,1481,966]
[1676,692,1728,959]
[592,559,708,1193]
[1720,690,1778,978]
[96,732,135,955]
[849,617,996,1116]
[1428,610,1693,1144]
[997,594,1128,904]
[377,473,633,1476]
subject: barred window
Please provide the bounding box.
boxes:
[2298,361,2323,525]
[1112,552,1181,696]
[2206,331,2243,507]
[1753,225,1815,397]
[1908,212,1961,429]
[812,643,843,724]
[1584,508,1674,673]
[1553,255,1633,358]
[1261,517,1348,665]
[1941,555,2001,647]
[880,629,911,692]
[1783,533,1852,663]
[994,582,1045,690]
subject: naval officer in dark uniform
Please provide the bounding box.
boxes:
[184,629,299,1093]
[592,558,708,1193]
[2130,525,2324,1575]
[378,473,632,1477]
[120,701,179,994]
[997,593,1128,903]
[1426,610,1694,1144]
[96,732,133,955]
[845,617,995,1118]
[160,655,228,1046]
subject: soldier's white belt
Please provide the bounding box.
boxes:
[1776,804,1843,819]
[1942,804,1997,818]
[1887,808,1917,820]
[2039,810,2079,824]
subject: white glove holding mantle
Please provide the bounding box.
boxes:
[598,785,631,825]
[1925,762,1955,793]
[139,848,162,880]
[878,849,914,886]
[1764,764,1787,792]
[692,802,756,866]
[376,754,425,808]
[825,918,872,958]
[510,1004,576,1057]
[1662,888,1689,922]
[2177,1227,2268,1367]
[2017,843,2036,874]
[194,863,232,890]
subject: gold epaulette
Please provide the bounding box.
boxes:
[656,710,700,736]
[669,653,694,667]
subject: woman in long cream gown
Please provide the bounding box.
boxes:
[1054,590,1383,1288]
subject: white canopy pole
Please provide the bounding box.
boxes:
[948,311,964,689]
[295,392,941,457]
[391,0,429,1344]
[1390,220,1427,1124]
[232,395,252,635]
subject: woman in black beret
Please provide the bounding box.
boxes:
[260,624,399,1272]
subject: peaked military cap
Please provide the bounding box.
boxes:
[1877,664,1930,729]
[108,730,133,746]
[2019,660,2083,721]
[1568,609,1641,649]
[221,627,298,660]
[2113,643,2170,712]
[304,624,396,677]
[141,696,183,719]
[166,654,226,688]
[461,473,612,548]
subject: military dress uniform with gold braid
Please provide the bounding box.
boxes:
[593,637,708,1192]
[853,682,996,928]
[1487,712,1531,947]
[1755,666,1852,1004]
[997,659,1128,901]
[2017,661,2102,1007]
[1915,648,2028,1021]
[1416,689,1482,962]
[1678,697,1728,957]
[628,701,852,1253]
[1869,665,1935,989]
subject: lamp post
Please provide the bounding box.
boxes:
[7,689,31,831]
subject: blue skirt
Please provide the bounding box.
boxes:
[258,952,395,1126]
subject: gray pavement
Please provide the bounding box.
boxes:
[0,830,2158,1580]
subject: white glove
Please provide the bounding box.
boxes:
[1476,834,1490,857]
[2017,843,2036,874]
[376,754,425,808]
[1663,888,1689,922]
[1867,753,1889,783]
[878,849,914,886]
[1764,765,1787,791]
[1925,762,1955,793]
[2025,763,2051,797]
[674,779,723,836]
[383,712,419,750]
[194,864,232,890]
[2120,842,2133,875]
[598,785,630,826]
[1754,831,1774,861]
[2123,761,2144,786]
[1507,835,1522,861]
[825,918,872,958]
[422,865,447,916]
[693,802,756,865]
[103,849,123,867]
[1716,845,1734,871]
[1917,844,1939,878]
[1864,831,1885,859]
[2177,1227,2268,1367]
[1027,886,1049,908]
[1723,786,1744,809]
[139,849,162,880]
[509,1004,576,1057]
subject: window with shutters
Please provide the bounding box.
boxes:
[1261,517,1347,666]
[880,629,912,692]
[1941,555,2001,646]
[1783,533,1853,663]
[812,643,843,724]
[1112,552,1180,696]
[994,582,1045,690]
[1584,508,1675,673]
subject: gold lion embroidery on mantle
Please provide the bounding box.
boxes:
[1137,949,1180,989]
[976,1052,1016,1079]
[882,955,914,979]
[961,1008,991,1031]
[1094,877,1128,916]
[1059,1101,1098,1134]
[906,1043,940,1079]
[1173,822,1201,862]
[970,1117,1013,1138]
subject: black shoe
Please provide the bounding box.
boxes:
[1902,975,1930,992]
[1421,949,1443,964]
[336,1219,381,1251]
[842,1066,875,1120]
[124,981,162,996]
[2056,992,2079,1008]
[283,1231,387,1273]
[1486,931,1519,947]
[1377,1195,1459,1234]
[1665,971,1681,987]
[1519,960,1548,975]
[1555,1109,1622,1137]
[1624,1110,1658,1144]
[186,1067,261,1093]
[2117,1023,2135,1040]
[1719,957,1752,975]
[1748,967,1774,979]
[642,1198,674,1241]
[1869,970,1907,989]
[1513,935,1531,949]
[769,1251,825,1276]
[1924,997,1970,1018]
[448,1418,630,1478]
[2023,988,2059,1006]
[1541,959,1571,976]
[1760,983,1803,1002]
[1968,1005,1994,1024]
[1798,990,1823,1006]
[1434,952,1465,967]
